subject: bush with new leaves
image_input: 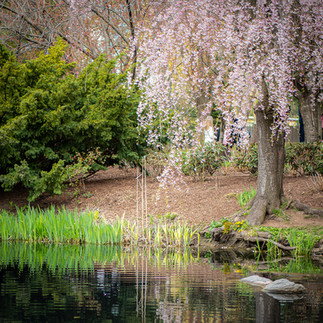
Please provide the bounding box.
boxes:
[0,40,145,201]
[285,142,323,175]
[232,142,322,175]
[232,144,258,175]
[182,142,226,180]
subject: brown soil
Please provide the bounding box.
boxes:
[0,166,322,228]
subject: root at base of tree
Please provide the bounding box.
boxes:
[246,197,267,226]
[289,199,323,217]
[210,227,296,252]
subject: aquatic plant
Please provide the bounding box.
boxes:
[258,226,321,257]
[0,206,123,245]
[122,218,199,247]
[0,207,198,247]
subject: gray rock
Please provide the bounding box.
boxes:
[241,275,272,286]
[265,292,304,302]
[263,278,306,294]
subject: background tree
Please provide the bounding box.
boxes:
[290,0,322,142]
[0,0,149,73]
[134,0,322,225]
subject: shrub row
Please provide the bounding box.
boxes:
[145,142,322,178]
[233,142,322,175]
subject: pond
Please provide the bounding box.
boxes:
[0,243,322,322]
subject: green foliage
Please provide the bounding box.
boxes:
[209,217,230,230]
[209,217,249,235]
[266,257,323,275]
[232,144,258,174]
[182,142,226,179]
[258,226,321,257]
[285,142,323,175]
[0,205,198,247]
[286,230,319,257]
[272,207,289,221]
[0,206,123,244]
[232,142,323,175]
[123,215,199,247]
[0,40,145,200]
[237,187,256,208]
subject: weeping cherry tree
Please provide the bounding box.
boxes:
[133,0,322,225]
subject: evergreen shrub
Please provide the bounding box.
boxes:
[0,40,145,200]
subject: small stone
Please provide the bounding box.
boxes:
[263,278,306,294]
[241,275,272,286]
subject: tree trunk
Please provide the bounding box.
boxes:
[247,109,285,226]
[298,89,321,142]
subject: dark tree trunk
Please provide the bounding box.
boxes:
[247,108,285,225]
[298,88,321,142]
[255,292,280,323]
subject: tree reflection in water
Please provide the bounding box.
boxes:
[0,242,322,322]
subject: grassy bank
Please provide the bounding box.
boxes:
[0,206,198,247]
[208,216,322,257]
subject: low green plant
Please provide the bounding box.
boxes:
[0,206,123,245]
[209,217,230,230]
[208,217,249,235]
[257,226,321,257]
[286,230,319,257]
[232,144,258,174]
[147,221,198,247]
[182,143,226,180]
[0,206,199,248]
[237,187,256,208]
[220,159,234,175]
[285,142,323,175]
[272,207,290,221]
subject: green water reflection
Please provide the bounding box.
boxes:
[0,243,322,322]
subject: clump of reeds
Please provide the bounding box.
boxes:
[0,206,199,247]
[0,205,123,244]
[259,226,321,258]
[120,218,199,247]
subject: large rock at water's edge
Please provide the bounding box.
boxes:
[241,275,272,287]
[263,279,306,294]
[265,293,304,302]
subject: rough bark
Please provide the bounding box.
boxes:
[298,88,321,142]
[247,108,285,226]
[291,200,323,217]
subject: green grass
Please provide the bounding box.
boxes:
[0,207,198,247]
[0,205,123,245]
[257,226,322,257]
[237,187,256,208]
[122,217,199,247]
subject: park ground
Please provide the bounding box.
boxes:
[0,166,322,229]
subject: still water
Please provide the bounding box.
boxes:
[0,242,322,322]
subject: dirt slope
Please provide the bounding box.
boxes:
[0,167,322,228]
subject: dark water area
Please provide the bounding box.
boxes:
[0,243,322,322]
